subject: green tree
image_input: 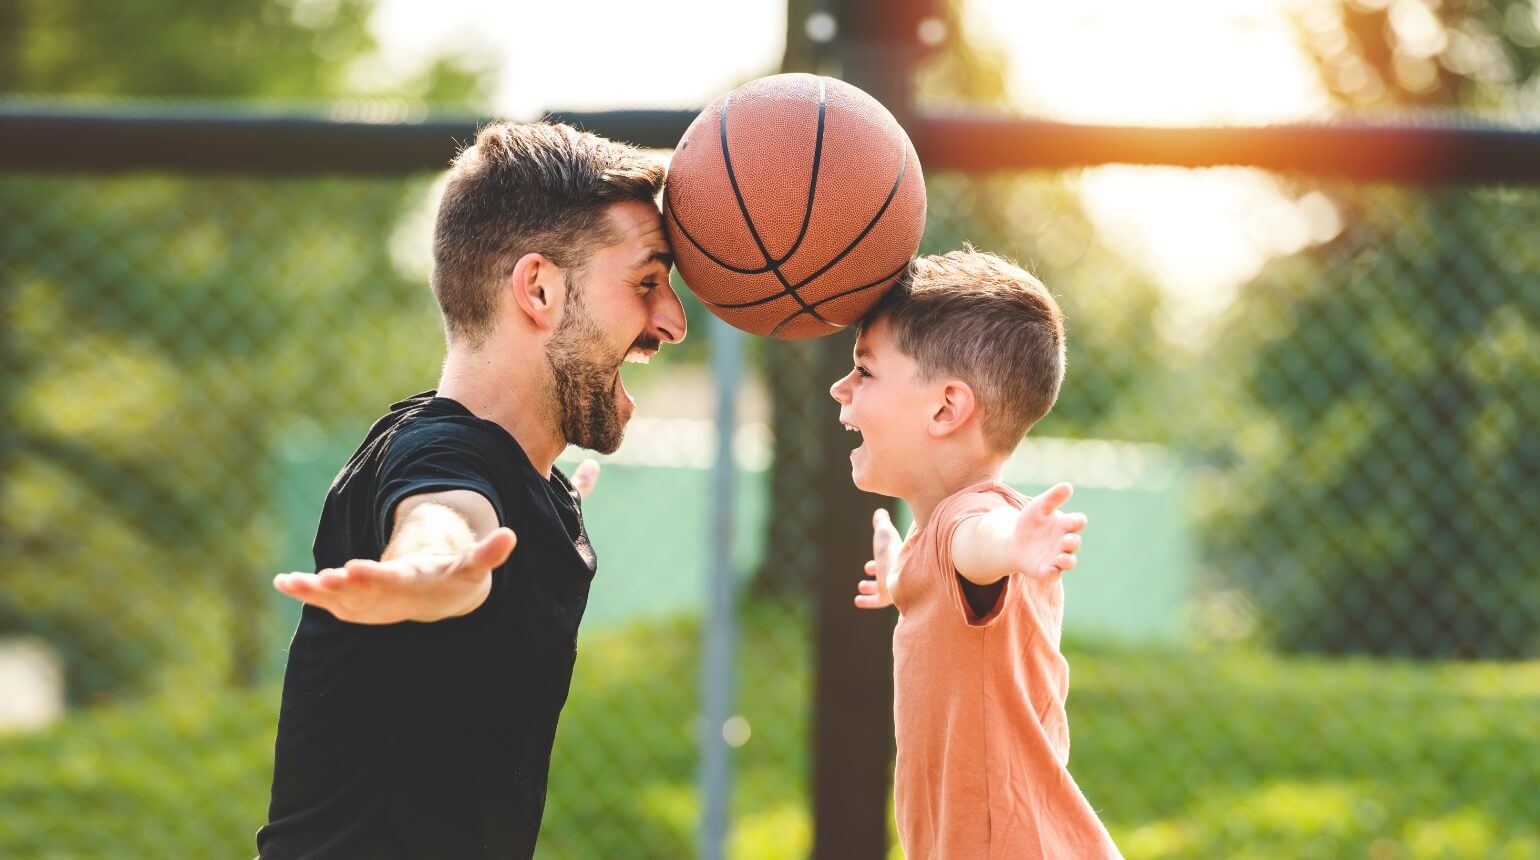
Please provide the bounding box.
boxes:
[0,0,492,699]
[1197,0,1540,657]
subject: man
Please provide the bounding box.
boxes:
[257,121,687,859]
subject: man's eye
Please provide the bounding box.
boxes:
[639,280,658,291]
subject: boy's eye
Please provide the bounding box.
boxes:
[855,365,872,378]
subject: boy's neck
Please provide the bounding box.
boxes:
[904,453,1008,531]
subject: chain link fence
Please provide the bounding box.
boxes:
[1,133,1537,858]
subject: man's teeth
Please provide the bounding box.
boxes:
[624,352,651,365]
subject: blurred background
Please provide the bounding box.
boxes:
[2,0,1538,858]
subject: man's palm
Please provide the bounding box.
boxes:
[273,528,516,624]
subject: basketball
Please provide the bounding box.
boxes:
[662,73,927,339]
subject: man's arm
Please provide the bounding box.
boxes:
[951,482,1087,586]
[272,460,602,624]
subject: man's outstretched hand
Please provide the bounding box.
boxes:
[273,527,516,624]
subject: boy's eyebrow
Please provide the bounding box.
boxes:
[854,345,873,361]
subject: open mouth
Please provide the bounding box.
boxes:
[614,342,660,412]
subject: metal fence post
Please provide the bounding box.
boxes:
[699,314,743,860]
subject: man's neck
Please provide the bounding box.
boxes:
[437,344,565,478]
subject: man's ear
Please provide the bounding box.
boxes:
[929,380,977,439]
[507,252,565,331]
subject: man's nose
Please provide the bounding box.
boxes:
[651,281,688,345]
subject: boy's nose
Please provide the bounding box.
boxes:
[829,373,851,403]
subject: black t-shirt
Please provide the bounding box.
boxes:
[258,392,597,860]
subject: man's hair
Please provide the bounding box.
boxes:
[864,248,1066,452]
[431,121,666,343]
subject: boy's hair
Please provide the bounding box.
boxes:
[864,248,1066,453]
[432,121,666,344]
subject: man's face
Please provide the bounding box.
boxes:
[546,199,687,454]
[828,319,934,498]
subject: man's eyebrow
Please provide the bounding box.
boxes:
[633,248,674,270]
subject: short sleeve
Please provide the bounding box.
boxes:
[929,485,1026,625]
[374,421,503,547]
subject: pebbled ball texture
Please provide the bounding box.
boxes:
[663,73,927,339]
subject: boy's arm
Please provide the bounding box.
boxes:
[952,482,1087,585]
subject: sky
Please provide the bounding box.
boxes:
[362,0,1346,339]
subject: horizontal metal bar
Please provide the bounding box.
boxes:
[0,103,698,175]
[909,114,1540,184]
[1,101,1537,184]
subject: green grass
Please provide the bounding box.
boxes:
[3,612,1538,859]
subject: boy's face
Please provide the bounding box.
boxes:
[828,319,935,499]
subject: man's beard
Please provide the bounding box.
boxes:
[546,292,628,455]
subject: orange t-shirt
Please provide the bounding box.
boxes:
[890,481,1120,860]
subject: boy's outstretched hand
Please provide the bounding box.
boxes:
[855,508,902,609]
[1011,482,1087,580]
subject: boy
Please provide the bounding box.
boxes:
[829,248,1121,859]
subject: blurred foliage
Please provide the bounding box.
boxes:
[1297,0,1540,111]
[3,609,1536,859]
[0,0,487,102]
[0,0,494,700]
[0,174,446,699]
[1197,4,1540,658]
[1195,184,1540,658]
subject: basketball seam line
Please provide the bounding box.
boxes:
[707,260,907,310]
[669,79,912,337]
[717,90,828,324]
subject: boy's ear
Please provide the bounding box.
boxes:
[929,380,978,439]
[506,252,566,331]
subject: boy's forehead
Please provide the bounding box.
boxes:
[854,319,891,357]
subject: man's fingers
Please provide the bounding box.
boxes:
[273,573,340,613]
[572,459,601,500]
[468,527,517,570]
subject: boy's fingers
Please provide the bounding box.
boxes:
[857,579,878,595]
[1061,533,1082,553]
[873,508,891,528]
[572,459,601,499]
[1033,483,1073,516]
[1060,512,1089,532]
[1055,554,1078,572]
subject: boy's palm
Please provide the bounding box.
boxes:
[855,508,901,609]
[1011,482,1087,580]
